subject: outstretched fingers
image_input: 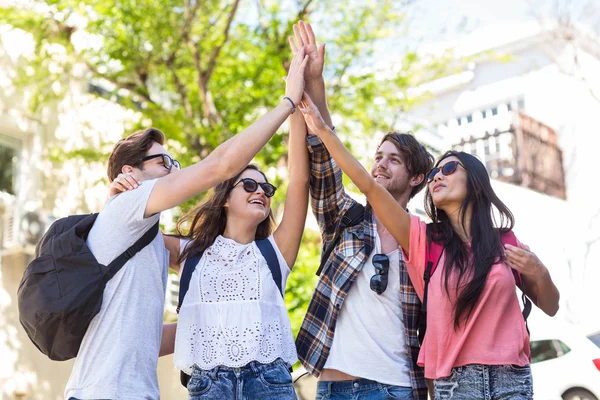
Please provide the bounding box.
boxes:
[288,36,298,53]
[299,20,313,46]
[304,22,317,45]
[293,24,306,47]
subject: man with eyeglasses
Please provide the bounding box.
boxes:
[289,21,434,400]
[64,43,309,400]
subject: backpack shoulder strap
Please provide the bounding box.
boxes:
[418,230,444,345]
[104,221,160,283]
[500,230,532,325]
[316,202,365,277]
[177,251,204,313]
[500,231,522,286]
[256,238,283,297]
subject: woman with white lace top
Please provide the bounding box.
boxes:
[165,92,309,399]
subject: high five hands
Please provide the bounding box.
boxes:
[289,21,325,81]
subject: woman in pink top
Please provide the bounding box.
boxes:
[298,93,560,399]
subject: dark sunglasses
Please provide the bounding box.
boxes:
[233,178,277,198]
[139,153,181,171]
[427,160,466,182]
[370,253,389,295]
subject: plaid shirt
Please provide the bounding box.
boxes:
[295,134,427,400]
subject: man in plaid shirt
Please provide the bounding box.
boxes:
[290,22,434,400]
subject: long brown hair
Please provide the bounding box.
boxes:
[177,165,275,263]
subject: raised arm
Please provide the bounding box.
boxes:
[299,93,412,252]
[143,47,309,217]
[273,111,310,268]
[289,21,333,129]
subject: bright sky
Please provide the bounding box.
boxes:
[373,0,599,61]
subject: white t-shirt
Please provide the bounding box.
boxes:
[65,179,169,400]
[323,231,412,386]
[174,235,298,372]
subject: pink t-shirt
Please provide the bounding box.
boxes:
[403,215,530,379]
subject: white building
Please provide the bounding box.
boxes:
[407,20,600,330]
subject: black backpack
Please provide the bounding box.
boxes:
[17,213,159,361]
[177,238,283,387]
[315,202,365,276]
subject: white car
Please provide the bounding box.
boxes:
[530,326,600,400]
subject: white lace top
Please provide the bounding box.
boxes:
[173,235,298,372]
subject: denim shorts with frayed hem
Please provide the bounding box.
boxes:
[187,358,296,400]
[434,364,533,400]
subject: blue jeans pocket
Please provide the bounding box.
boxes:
[259,363,293,388]
[383,385,414,399]
[188,373,213,396]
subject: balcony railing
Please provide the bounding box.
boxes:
[453,112,566,199]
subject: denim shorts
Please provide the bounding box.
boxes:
[434,364,533,400]
[187,358,296,400]
[316,378,414,400]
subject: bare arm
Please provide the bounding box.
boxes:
[298,93,412,253]
[289,21,333,128]
[143,47,310,217]
[164,235,181,273]
[273,111,310,268]
[159,323,177,357]
[505,243,560,316]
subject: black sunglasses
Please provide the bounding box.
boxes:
[370,253,389,295]
[233,178,277,198]
[427,160,466,182]
[139,153,181,171]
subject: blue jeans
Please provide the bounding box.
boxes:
[316,378,414,400]
[187,358,296,400]
[434,364,533,399]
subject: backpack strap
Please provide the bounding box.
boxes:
[316,202,365,277]
[256,238,283,297]
[418,237,444,345]
[103,221,160,284]
[176,251,203,314]
[177,239,284,388]
[500,231,533,328]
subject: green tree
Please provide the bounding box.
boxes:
[0,0,464,334]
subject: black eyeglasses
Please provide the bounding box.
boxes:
[427,160,466,182]
[370,253,389,295]
[139,153,181,171]
[233,178,277,198]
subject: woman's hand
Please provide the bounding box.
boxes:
[298,92,333,136]
[505,242,560,316]
[109,173,140,197]
[505,243,546,278]
[285,46,309,105]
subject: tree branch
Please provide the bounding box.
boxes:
[204,0,241,82]
[84,61,155,104]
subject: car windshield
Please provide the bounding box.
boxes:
[587,332,600,348]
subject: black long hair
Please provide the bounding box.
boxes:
[425,151,514,329]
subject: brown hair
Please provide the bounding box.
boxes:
[378,132,434,199]
[177,165,275,263]
[107,128,165,182]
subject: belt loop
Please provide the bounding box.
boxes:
[327,381,333,397]
[208,366,218,380]
[250,361,260,377]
